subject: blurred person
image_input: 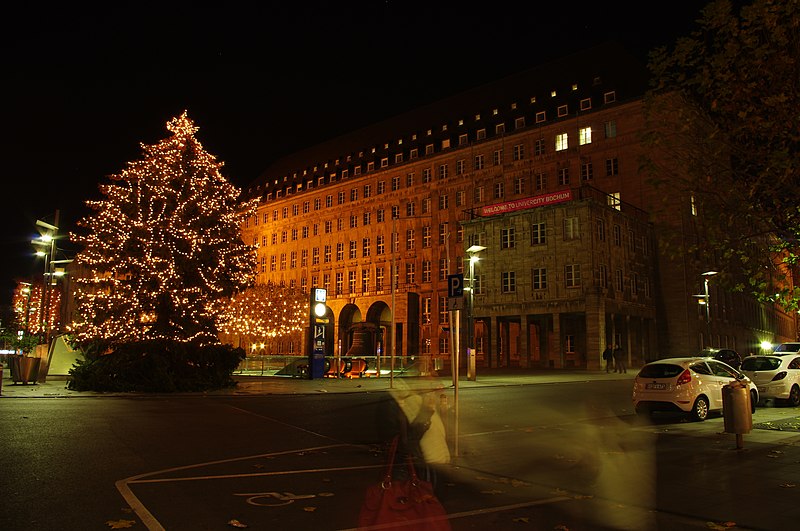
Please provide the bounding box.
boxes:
[376,377,450,488]
[614,344,626,374]
[602,345,614,373]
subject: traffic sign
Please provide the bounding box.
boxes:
[448,273,464,298]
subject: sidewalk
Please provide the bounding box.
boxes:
[0,368,633,398]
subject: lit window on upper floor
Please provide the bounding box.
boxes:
[442,138,451,149]
[551,90,557,97]
[475,114,481,121]
[604,91,616,104]
[608,192,621,211]
[412,134,417,141]
[371,147,376,154]
[384,143,389,149]
[535,111,546,123]
[555,132,568,151]
[572,84,578,91]
[557,105,568,117]
[511,102,517,110]
[442,124,448,131]
[580,98,592,111]
[458,119,464,126]
[492,108,498,115]
[398,139,403,145]
[427,129,432,136]
[579,126,592,145]
[346,155,352,162]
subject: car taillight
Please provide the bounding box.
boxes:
[676,369,692,386]
[771,371,788,381]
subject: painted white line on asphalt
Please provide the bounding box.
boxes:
[115,443,360,531]
[336,496,574,531]
[129,463,386,484]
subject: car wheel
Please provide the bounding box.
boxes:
[635,404,650,416]
[787,385,800,407]
[691,396,709,421]
[750,390,758,413]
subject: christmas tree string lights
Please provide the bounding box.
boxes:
[69,112,258,348]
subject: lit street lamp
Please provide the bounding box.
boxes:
[31,214,69,346]
[465,245,486,381]
[699,270,718,347]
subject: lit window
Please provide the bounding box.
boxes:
[579,126,592,145]
[555,133,568,151]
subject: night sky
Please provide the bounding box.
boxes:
[0,1,707,308]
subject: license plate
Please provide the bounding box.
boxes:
[646,383,668,390]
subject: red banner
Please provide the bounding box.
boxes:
[479,189,573,217]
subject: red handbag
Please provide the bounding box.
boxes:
[358,437,451,530]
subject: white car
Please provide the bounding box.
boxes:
[632,357,758,421]
[740,354,800,407]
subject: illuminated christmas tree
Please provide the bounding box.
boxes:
[70,112,257,348]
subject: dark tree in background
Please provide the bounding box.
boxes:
[645,0,799,311]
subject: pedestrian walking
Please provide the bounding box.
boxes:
[613,344,626,373]
[602,345,613,373]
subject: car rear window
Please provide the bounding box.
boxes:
[638,363,684,378]
[741,357,781,371]
[774,343,800,353]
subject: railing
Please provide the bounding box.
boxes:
[234,355,439,378]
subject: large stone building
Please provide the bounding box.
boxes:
[239,43,796,372]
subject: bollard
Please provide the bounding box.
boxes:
[722,380,752,449]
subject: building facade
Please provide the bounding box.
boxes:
[239,43,796,372]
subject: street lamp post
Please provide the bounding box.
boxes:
[465,245,486,382]
[701,271,718,347]
[31,214,60,346]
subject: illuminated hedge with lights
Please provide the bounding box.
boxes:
[218,282,306,349]
[69,112,257,349]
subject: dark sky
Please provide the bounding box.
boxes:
[0,1,707,308]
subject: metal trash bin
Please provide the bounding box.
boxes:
[722,380,752,447]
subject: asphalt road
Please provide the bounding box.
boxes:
[1,379,799,530]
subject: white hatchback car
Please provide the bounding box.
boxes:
[740,354,800,407]
[632,357,758,421]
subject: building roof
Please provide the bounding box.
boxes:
[245,41,649,199]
